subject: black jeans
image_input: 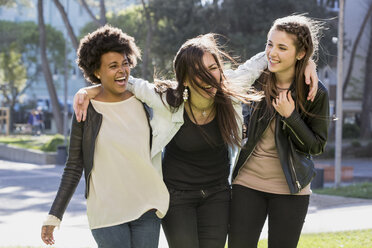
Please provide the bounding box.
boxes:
[162,184,230,248]
[229,184,309,248]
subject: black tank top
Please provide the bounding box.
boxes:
[162,111,229,190]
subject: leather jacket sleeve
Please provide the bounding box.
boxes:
[48,114,84,220]
[282,83,330,156]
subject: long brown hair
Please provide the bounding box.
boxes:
[155,33,259,147]
[260,15,323,118]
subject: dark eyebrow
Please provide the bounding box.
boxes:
[108,61,118,66]
[208,63,218,69]
[268,40,289,48]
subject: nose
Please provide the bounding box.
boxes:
[268,47,277,57]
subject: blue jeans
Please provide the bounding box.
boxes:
[91,210,161,248]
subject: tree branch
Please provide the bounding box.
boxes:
[52,0,79,50]
[343,2,372,97]
[80,0,102,27]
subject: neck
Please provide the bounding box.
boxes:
[95,90,133,102]
[275,72,294,89]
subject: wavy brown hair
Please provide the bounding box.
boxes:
[260,14,324,118]
[155,33,259,147]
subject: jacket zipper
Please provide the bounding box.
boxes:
[282,121,304,146]
[288,148,301,193]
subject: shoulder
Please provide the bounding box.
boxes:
[315,80,329,99]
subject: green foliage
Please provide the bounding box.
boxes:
[313,182,372,199]
[350,139,362,148]
[0,47,27,98]
[257,229,372,248]
[0,20,66,76]
[343,123,360,139]
[41,134,66,152]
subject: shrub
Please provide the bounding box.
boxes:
[351,140,361,148]
[342,123,360,139]
[41,134,66,152]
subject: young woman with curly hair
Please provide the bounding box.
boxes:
[41,25,169,248]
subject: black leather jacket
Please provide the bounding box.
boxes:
[232,81,330,194]
[49,102,151,220]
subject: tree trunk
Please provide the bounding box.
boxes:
[52,0,79,50]
[38,0,63,134]
[141,0,153,80]
[360,19,372,138]
[343,3,372,97]
[80,0,106,27]
[99,0,107,26]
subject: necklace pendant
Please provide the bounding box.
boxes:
[202,110,207,117]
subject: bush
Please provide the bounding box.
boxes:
[41,134,66,152]
[351,140,361,148]
[342,123,360,139]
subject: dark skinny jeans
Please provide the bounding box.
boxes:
[229,184,309,248]
[162,184,230,248]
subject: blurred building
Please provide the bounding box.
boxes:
[317,0,368,128]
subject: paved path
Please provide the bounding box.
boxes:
[0,158,372,247]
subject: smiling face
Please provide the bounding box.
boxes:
[95,51,130,101]
[265,29,305,80]
[186,52,220,101]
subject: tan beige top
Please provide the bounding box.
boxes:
[87,97,169,229]
[233,118,311,195]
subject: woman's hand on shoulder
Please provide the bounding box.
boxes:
[73,85,102,122]
[272,90,295,118]
[304,59,318,102]
[41,225,56,245]
[73,89,89,122]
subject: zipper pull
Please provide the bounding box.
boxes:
[296,181,302,191]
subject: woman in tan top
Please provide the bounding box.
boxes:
[229,15,330,248]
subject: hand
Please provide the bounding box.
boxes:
[41,225,56,245]
[304,59,318,102]
[272,90,295,118]
[73,89,89,122]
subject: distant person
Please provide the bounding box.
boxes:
[36,106,44,133]
[229,14,330,248]
[41,25,169,248]
[27,109,42,135]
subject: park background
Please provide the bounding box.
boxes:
[0,0,372,248]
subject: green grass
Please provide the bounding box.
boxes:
[313,182,372,199]
[257,229,372,248]
[0,134,67,152]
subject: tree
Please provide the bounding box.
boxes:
[343,2,372,97]
[0,48,29,129]
[38,0,63,134]
[140,0,153,80]
[360,10,372,138]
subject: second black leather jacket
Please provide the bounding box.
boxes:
[232,81,330,194]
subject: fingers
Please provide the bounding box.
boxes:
[82,108,87,122]
[41,225,55,245]
[308,80,318,102]
[287,90,294,104]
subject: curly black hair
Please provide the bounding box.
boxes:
[76,24,141,84]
